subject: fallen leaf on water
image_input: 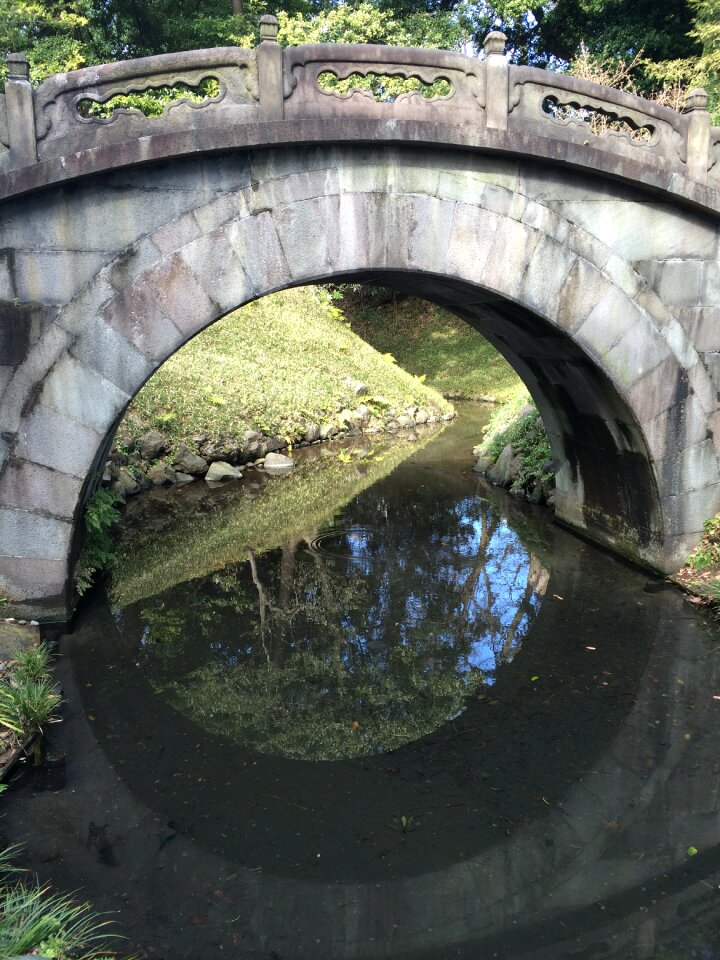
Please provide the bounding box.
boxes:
[552,594,564,600]
[688,846,699,857]
[531,676,540,682]
[351,720,361,731]
[602,820,619,831]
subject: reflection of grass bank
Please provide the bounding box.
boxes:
[111,428,444,608]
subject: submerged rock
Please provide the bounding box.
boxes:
[264,451,295,476]
[205,461,244,482]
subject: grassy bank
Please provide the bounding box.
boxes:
[123,287,453,450]
[341,288,522,401]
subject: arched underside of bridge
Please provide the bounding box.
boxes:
[0,145,718,621]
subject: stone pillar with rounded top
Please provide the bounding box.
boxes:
[685,87,711,182]
[258,13,283,122]
[484,31,509,131]
[5,53,36,168]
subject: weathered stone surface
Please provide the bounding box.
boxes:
[487,444,523,487]
[146,462,176,486]
[138,431,169,461]
[205,461,244,482]
[111,467,141,497]
[3,100,720,619]
[172,444,208,476]
[263,451,294,475]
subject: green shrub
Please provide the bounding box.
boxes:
[687,513,720,570]
[0,677,61,737]
[74,487,124,595]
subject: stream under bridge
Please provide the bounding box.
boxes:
[2,17,720,621]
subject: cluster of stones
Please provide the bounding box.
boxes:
[106,391,455,498]
[472,407,555,508]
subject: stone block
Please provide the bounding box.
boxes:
[482,216,540,298]
[390,194,456,275]
[14,403,102,479]
[101,279,185,364]
[481,182,527,221]
[15,250,107,304]
[520,234,575,320]
[447,204,500,284]
[603,320,673,392]
[0,506,72,560]
[703,259,720,303]
[572,285,640,362]
[624,355,682,424]
[0,323,71,432]
[521,200,568,245]
[555,258,612,334]
[558,200,716,261]
[602,253,644,301]
[656,437,720,496]
[70,317,153,398]
[0,555,67,602]
[663,482,720,537]
[192,193,248,236]
[39,353,130,435]
[178,232,251,315]
[227,210,292,296]
[0,460,83,520]
[0,619,41,659]
[107,236,161,291]
[272,196,334,281]
[55,273,117,337]
[152,211,202,257]
[677,307,720,353]
[641,395,709,462]
[686,358,717,415]
[653,259,704,308]
[0,250,14,300]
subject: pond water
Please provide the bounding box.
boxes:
[5,405,720,959]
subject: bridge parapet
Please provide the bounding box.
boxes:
[0,19,718,205]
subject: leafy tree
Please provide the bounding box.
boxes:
[0,0,100,83]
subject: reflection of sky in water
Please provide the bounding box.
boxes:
[128,485,547,758]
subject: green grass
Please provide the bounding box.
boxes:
[125,287,452,448]
[341,288,522,401]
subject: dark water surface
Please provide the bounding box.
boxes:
[5,406,720,959]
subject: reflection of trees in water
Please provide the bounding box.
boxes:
[130,496,547,760]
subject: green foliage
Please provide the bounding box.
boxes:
[478,392,553,490]
[0,643,59,739]
[74,487,124,596]
[0,0,96,85]
[0,846,119,960]
[277,1,467,50]
[0,676,61,737]
[12,641,52,684]
[78,76,220,119]
[686,513,720,570]
[318,69,450,101]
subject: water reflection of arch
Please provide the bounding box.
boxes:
[9,525,717,958]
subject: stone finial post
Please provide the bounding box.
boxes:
[685,87,711,183]
[484,31,509,131]
[258,13,283,121]
[5,53,37,168]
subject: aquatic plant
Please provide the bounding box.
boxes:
[0,676,62,736]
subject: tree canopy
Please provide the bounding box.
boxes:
[0,0,716,120]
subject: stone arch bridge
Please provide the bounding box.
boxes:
[2,17,720,622]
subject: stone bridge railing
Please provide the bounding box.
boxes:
[0,14,718,206]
